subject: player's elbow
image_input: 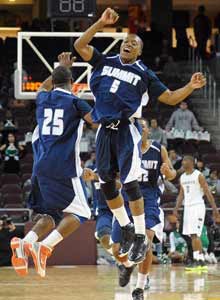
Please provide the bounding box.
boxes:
[74,39,81,53]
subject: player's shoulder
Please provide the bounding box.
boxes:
[150,140,161,152]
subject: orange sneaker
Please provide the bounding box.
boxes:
[10,237,29,276]
[28,242,52,278]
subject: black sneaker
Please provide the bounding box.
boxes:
[119,223,135,257]
[128,234,148,263]
[198,260,208,271]
[144,275,150,290]
[185,260,199,271]
[132,288,144,300]
[117,264,136,287]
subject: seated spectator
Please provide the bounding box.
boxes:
[165,101,203,132]
[85,151,96,168]
[0,110,18,142]
[163,56,180,80]
[196,159,210,178]
[168,149,182,171]
[207,169,218,194]
[168,221,187,263]
[0,215,23,266]
[150,118,167,147]
[81,124,96,153]
[0,133,24,173]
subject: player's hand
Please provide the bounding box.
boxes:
[160,163,170,177]
[58,52,76,69]
[189,72,206,89]
[99,8,119,26]
[82,168,96,181]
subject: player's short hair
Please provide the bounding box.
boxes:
[52,66,72,85]
[183,155,195,164]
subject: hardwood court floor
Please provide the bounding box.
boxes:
[0,265,220,300]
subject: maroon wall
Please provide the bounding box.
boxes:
[25,220,97,265]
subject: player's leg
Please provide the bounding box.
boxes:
[96,210,113,254]
[10,177,55,277]
[118,122,148,263]
[97,126,135,256]
[27,176,91,277]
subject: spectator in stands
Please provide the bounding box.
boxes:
[81,124,96,153]
[168,149,182,171]
[0,133,24,173]
[165,101,202,132]
[168,221,187,263]
[85,151,96,169]
[196,159,210,178]
[207,169,218,194]
[150,118,167,147]
[0,215,23,266]
[163,56,180,81]
[193,5,212,59]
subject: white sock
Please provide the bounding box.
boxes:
[23,231,38,243]
[111,206,130,227]
[193,250,199,261]
[41,230,63,248]
[124,260,134,268]
[106,247,113,255]
[136,272,148,290]
[199,253,205,261]
[133,214,146,235]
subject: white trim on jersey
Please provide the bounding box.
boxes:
[54,88,72,94]
[150,207,164,243]
[124,123,142,184]
[75,119,84,177]
[106,55,119,59]
[118,55,139,66]
[130,90,149,119]
[151,144,160,152]
[32,125,39,143]
[135,61,145,71]
[62,177,91,219]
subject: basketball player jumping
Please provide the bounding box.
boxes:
[10,52,94,277]
[111,118,176,300]
[174,156,220,271]
[74,7,206,263]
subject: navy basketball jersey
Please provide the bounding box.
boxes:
[32,88,91,179]
[88,48,167,124]
[138,141,164,193]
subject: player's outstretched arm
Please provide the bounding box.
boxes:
[74,8,119,61]
[160,146,177,181]
[198,174,220,219]
[173,185,184,218]
[158,72,206,106]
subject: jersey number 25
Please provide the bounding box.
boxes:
[42,108,64,136]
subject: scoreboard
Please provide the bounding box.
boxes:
[47,0,96,18]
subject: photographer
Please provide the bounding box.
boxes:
[0,215,23,266]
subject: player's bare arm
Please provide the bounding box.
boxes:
[173,185,184,218]
[160,146,177,181]
[198,174,220,219]
[37,52,76,94]
[82,168,98,181]
[74,8,119,61]
[158,72,206,105]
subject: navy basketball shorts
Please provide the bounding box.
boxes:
[96,120,142,184]
[28,175,91,224]
[95,209,113,239]
[111,190,164,243]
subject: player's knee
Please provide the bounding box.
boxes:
[123,180,142,201]
[101,181,119,200]
[100,235,111,250]
[191,234,198,239]
[33,214,55,229]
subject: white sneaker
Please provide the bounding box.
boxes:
[209,252,218,264]
[204,253,212,264]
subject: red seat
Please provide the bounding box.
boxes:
[20,163,33,174]
[0,174,21,186]
[203,154,220,164]
[207,163,220,172]
[3,193,23,206]
[1,184,23,195]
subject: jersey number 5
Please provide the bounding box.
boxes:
[110,79,121,93]
[42,108,64,136]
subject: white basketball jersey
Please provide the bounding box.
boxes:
[180,169,204,206]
